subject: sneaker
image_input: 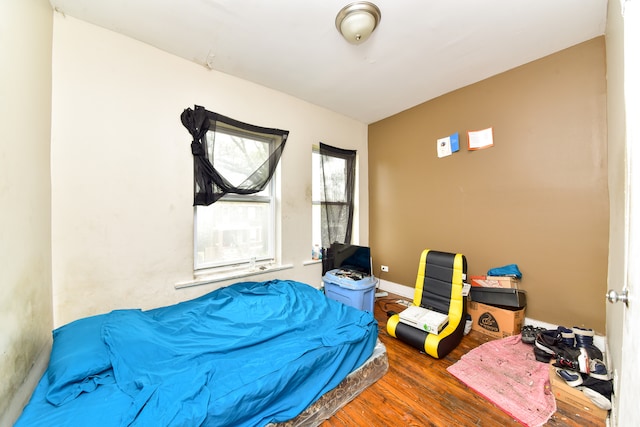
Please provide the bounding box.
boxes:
[521,324,546,344]
[556,368,584,387]
[579,376,613,410]
[573,326,604,361]
[573,326,595,343]
[577,347,591,374]
[534,329,562,356]
[558,326,575,347]
[589,359,610,380]
[534,346,552,363]
[554,351,581,372]
[535,329,581,371]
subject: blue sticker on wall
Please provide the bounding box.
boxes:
[450,132,459,152]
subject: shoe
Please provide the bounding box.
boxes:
[534,346,552,363]
[573,326,595,344]
[553,351,581,372]
[534,329,562,356]
[536,329,581,371]
[589,359,610,380]
[558,326,575,347]
[577,347,591,374]
[556,368,584,387]
[573,326,604,361]
[521,325,546,344]
[579,376,613,410]
[572,326,604,374]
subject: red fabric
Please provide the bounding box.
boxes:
[447,334,556,427]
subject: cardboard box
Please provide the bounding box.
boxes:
[467,300,525,339]
[469,275,487,287]
[470,275,518,288]
[487,276,519,288]
[548,364,609,420]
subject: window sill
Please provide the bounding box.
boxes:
[175,263,294,290]
[302,259,322,266]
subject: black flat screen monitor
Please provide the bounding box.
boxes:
[330,243,372,276]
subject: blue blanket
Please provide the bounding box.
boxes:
[16,280,378,426]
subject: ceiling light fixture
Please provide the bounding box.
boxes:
[335,2,381,45]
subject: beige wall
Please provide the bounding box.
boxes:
[369,37,608,332]
[51,15,369,326]
[0,0,53,424]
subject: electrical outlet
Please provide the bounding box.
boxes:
[381,265,389,272]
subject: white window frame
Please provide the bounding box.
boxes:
[193,128,277,272]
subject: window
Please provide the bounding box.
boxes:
[181,106,287,272]
[195,125,276,270]
[312,143,357,249]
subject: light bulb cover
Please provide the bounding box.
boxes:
[335,2,381,45]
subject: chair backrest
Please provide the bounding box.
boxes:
[412,249,467,315]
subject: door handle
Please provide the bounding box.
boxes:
[606,289,629,306]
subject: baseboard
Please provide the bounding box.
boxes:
[377,278,413,300]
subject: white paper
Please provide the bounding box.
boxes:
[437,136,452,158]
[468,127,494,150]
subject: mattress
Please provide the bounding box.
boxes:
[270,339,388,427]
[15,280,380,427]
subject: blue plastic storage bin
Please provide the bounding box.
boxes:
[322,269,378,312]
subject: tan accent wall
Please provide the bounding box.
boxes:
[369,37,608,332]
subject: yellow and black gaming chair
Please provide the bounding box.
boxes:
[387,249,467,359]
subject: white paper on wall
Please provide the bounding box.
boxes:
[436,132,460,158]
[467,127,494,150]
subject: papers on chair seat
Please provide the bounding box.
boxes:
[398,305,449,335]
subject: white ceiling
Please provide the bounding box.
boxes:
[48,0,608,124]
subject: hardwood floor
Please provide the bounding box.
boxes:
[321,295,607,427]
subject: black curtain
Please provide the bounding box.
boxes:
[319,142,356,248]
[180,105,288,205]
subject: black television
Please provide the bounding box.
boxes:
[324,243,372,277]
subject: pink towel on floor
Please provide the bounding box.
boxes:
[447,334,556,427]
